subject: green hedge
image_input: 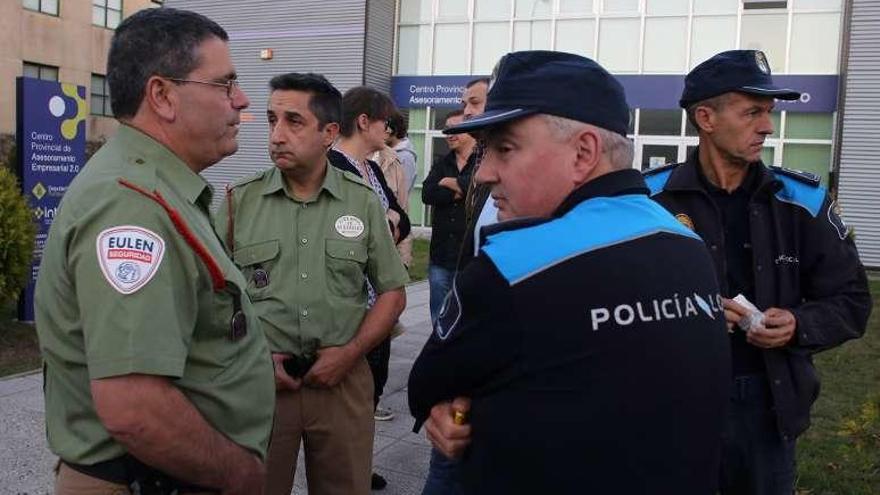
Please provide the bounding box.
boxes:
[0,168,36,306]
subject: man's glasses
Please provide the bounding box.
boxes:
[166,77,240,99]
[384,119,393,132]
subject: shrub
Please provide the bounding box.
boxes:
[0,168,36,306]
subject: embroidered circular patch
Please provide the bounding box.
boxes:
[96,225,165,294]
[335,215,365,238]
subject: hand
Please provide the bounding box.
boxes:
[438,177,463,196]
[271,353,302,391]
[221,452,265,495]
[721,298,750,333]
[304,346,358,388]
[747,307,796,349]
[424,397,472,459]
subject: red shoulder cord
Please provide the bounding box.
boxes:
[118,178,226,292]
[225,184,235,252]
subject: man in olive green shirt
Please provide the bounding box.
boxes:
[216,73,408,495]
[34,9,274,494]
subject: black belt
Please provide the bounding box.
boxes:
[65,455,216,494]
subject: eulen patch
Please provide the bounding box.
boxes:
[96,225,166,294]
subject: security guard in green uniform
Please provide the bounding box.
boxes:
[34,9,274,494]
[215,73,408,495]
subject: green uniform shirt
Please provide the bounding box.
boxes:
[35,125,275,465]
[215,164,409,356]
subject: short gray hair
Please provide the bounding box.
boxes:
[541,115,634,170]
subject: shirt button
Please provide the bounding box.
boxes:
[774,379,781,385]
[710,244,718,251]
[757,264,763,271]
[301,238,308,245]
[301,309,309,317]
[301,273,308,279]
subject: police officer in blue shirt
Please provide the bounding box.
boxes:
[408,51,731,494]
[645,50,871,495]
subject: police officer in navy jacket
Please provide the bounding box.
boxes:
[408,50,731,495]
[645,50,871,495]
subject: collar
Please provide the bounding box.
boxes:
[667,148,780,196]
[553,169,650,217]
[260,161,342,201]
[117,124,212,207]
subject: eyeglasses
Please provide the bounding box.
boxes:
[166,77,240,99]
[384,119,393,131]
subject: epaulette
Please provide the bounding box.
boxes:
[642,162,681,196]
[769,166,821,187]
[228,169,267,190]
[642,161,680,177]
[771,166,826,218]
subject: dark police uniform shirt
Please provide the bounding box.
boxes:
[695,162,765,375]
[645,150,871,440]
[408,169,731,495]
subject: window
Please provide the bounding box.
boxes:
[643,17,688,72]
[93,0,122,29]
[23,0,58,16]
[91,74,113,117]
[690,16,738,69]
[555,19,596,58]
[789,13,841,73]
[743,0,788,9]
[598,18,640,72]
[740,14,787,72]
[400,0,432,23]
[639,110,683,136]
[23,62,59,81]
[433,24,469,74]
[472,23,510,74]
[513,20,552,51]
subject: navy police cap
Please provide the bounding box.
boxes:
[680,50,801,108]
[444,50,630,137]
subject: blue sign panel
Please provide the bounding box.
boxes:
[16,77,87,322]
[392,74,839,113]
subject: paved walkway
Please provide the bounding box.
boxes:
[0,281,435,495]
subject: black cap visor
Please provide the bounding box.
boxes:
[443,108,538,135]
[737,85,801,101]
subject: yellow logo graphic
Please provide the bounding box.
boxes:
[59,84,87,140]
[675,213,695,231]
[32,182,47,200]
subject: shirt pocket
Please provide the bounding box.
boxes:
[325,238,368,297]
[233,239,280,301]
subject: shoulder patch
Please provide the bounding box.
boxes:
[769,166,821,187]
[96,226,166,294]
[483,194,701,285]
[771,169,826,218]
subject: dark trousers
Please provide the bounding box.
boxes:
[366,336,391,409]
[719,374,797,495]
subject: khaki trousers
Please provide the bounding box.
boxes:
[264,358,375,495]
[55,463,213,495]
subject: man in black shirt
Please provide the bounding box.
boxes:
[645,50,871,495]
[422,110,477,323]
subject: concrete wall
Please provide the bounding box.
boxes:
[0,0,157,141]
